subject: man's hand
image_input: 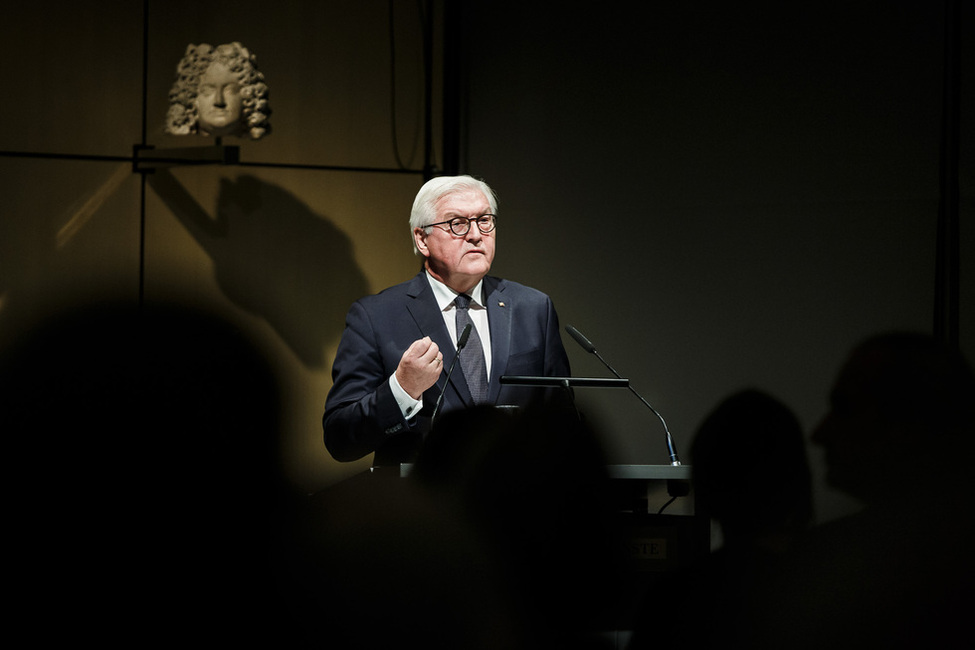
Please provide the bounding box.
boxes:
[395,336,443,399]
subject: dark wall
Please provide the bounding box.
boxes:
[459,1,973,520]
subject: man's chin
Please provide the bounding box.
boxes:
[461,256,491,273]
[461,264,491,281]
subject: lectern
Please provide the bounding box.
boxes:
[606,464,708,571]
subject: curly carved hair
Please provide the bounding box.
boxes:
[165,42,271,140]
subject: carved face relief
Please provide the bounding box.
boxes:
[195,62,243,136]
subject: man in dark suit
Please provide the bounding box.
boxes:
[323,175,571,466]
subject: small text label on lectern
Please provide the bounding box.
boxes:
[628,538,668,560]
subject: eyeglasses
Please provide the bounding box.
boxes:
[426,214,497,236]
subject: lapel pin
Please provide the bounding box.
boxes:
[499,301,506,308]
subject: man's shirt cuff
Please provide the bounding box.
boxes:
[389,373,423,420]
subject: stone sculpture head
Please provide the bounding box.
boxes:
[165,42,271,140]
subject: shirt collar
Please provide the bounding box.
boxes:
[425,271,484,311]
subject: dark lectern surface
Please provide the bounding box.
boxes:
[606,464,690,480]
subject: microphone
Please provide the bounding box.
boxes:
[565,325,681,466]
[565,324,596,353]
[430,323,472,426]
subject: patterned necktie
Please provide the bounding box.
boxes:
[454,294,488,404]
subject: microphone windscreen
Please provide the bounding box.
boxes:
[565,325,596,353]
[458,323,472,348]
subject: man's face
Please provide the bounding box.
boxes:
[414,189,496,293]
[196,61,243,136]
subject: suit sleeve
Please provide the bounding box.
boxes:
[322,301,414,462]
[543,295,572,378]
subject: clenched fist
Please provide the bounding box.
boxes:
[395,336,443,399]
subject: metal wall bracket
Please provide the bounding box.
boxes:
[133,143,240,173]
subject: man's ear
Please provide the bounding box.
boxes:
[413,227,430,256]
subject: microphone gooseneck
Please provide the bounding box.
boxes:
[431,323,472,426]
[565,325,681,466]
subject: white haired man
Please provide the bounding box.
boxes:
[323,175,571,466]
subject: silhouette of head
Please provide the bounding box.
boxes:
[411,404,626,643]
[812,332,975,503]
[692,389,813,542]
[0,300,286,642]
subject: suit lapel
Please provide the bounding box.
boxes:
[484,277,510,404]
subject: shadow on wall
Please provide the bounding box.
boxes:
[0,162,136,340]
[149,170,369,368]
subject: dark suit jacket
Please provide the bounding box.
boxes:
[323,272,571,466]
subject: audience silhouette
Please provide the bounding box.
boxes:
[764,331,975,649]
[0,300,290,645]
[626,388,813,649]
[12,310,967,649]
[282,403,628,649]
[281,459,531,649]
[410,404,629,649]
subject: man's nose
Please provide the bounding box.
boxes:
[464,221,482,241]
[213,85,227,107]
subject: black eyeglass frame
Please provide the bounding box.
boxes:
[425,214,497,236]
